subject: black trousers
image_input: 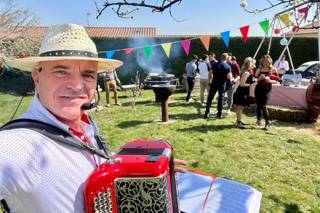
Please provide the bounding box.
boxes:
[186,77,195,101]
[205,83,225,117]
[255,83,271,122]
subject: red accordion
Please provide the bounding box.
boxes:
[83,139,179,213]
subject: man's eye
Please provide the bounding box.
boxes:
[53,70,68,76]
[83,74,96,81]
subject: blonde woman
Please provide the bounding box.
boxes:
[254,55,279,130]
[233,57,255,129]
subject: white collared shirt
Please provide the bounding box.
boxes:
[0,96,104,213]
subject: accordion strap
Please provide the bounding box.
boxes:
[0,118,109,159]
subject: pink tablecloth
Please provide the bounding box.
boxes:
[268,84,308,109]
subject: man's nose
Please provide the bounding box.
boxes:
[67,71,84,91]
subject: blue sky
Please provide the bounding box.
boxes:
[19,0,283,36]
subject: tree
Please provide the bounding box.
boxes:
[240,0,320,29]
[0,0,40,69]
[92,0,183,19]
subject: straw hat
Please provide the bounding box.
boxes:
[7,24,123,73]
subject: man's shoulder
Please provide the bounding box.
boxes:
[221,62,231,70]
[0,128,44,142]
[0,128,46,157]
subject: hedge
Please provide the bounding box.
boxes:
[94,36,319,84]
[0,36,318,93]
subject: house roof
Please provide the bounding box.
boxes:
[1,26,157,38]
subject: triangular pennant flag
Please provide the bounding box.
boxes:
[180,39,191,55]
[220,31,230,48]
[298,7,309,22]
[143,45,153,59]
[124,48,133,55]
[161,43,172,58]
[105,50,116,59]
[259,20,269,36]
[239,25,250,43]
[279,13,290,27]
[200,36,211,51]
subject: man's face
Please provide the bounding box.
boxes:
[32,60,98,122]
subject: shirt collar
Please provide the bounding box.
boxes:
[19,95,91,132]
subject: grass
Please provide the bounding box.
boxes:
[0,89,319,213]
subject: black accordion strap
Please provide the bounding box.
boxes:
[0,118,110,213]
[1,199,10,213]
[87,116,112,158]
[0,118,108,159]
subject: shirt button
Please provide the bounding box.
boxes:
[80,136,85,140]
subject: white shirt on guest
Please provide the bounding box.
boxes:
[274,59,289,74]
[198,61,210,80]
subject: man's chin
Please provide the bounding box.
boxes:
[57,107,83,120]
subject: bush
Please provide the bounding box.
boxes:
[93,36,319,84]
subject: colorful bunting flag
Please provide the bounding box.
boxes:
[279,13,290,27]
[298,7,309,22]
[259,20,269,36]
[180,39,191,55]
[143,45,153,59]
[239,25,250,43]
[161,43,172,58]
[124,48,133,55]
[220,31,230,48]
[97,18,286,60]
[199,36,211,51]
[105,50,115,59]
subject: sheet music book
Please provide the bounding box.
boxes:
[176,171,262,213]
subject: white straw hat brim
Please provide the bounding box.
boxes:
[7,56,123,73]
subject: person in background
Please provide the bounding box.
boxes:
[233,57,255,129]
[225,55,241,115]
[185,54,198,102]
[204,53,232,119]
[103,69,121,107]
[254,55,279,130]
[273,54,289,77]
[208,51,218,64]
[198,54,211,106]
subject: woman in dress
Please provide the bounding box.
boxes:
[254,55,279,130]
[233,57,255,129]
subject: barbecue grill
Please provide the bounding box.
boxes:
[144,73,178,88]
[152,84,176,123]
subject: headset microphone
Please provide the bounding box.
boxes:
[81,102,98,110]
[81,86,100,110]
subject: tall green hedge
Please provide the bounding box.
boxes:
[94,36,318,84]
[0,36,318,94]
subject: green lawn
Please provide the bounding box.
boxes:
[0,89,319,212]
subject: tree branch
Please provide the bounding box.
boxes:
[241,0,320,30]
[94,0,183,19]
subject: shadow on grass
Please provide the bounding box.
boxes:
[178,124,235,132]
[171,113,203,120]
[121,100,154,107]
[268,195,303,213]
[117,120,150,129]
[286,139,302,144]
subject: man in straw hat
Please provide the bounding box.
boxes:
[0,24,105,212]
[0,23,187,212]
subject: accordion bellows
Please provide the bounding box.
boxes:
[83,140,179,213]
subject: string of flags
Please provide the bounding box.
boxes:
[100,6,310,60]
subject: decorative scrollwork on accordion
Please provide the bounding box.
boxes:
[115,173,171,213]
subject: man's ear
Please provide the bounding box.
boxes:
[31,67,41,92]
